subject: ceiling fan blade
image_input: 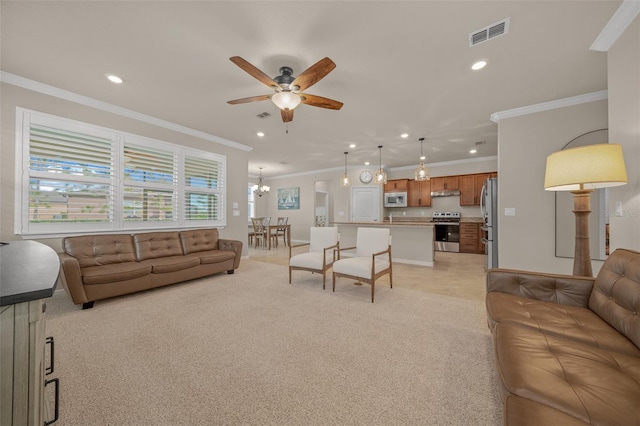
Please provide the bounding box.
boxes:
[291,57,336,91]
[281,108,294,123]
[300,94,343,110]
[227,95,272,105]
[229,56,279,89]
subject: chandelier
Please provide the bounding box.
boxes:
[341,151,351,187]
[252,167,270,197]
[374,145,387,185]
[415,137,430,181]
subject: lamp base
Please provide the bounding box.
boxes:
[571,189,593,277]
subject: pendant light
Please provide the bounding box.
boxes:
[415,137,430,181]
[341,151,351,187]
[374,145,387,185]
[252,167,270,197]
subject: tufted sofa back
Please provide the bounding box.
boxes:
[589,248,640,349]
[64,234,137,268]
[133,232,183,261]
[180,228,219,254]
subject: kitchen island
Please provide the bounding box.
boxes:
[333,221,435,267]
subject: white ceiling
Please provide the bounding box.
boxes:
[0,1,621,178]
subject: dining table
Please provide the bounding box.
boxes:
[268,223,291,249]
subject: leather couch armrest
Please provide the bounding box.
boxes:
[486,268,595,308]
[218,239,243,269]
[59,253,89,305]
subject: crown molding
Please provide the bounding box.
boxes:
[390,155,498,172]
[0,71,252,152]
[490,90,608,123]
[591,0,640,52]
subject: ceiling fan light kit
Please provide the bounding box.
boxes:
[228,56,343,123]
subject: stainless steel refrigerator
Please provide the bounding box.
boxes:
[481,177,498,269]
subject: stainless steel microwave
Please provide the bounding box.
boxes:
[384,192,407,208]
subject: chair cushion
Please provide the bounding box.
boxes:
[309,227,338,252]
[486,292,640,357]
[494,322,640,426]
[504,396,590,426]
[290,252,326,270]
[355,227,390,257]
[333,257,390,279]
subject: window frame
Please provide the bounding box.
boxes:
[15,108,226,237]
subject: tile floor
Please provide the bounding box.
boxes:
[247,241,488,302]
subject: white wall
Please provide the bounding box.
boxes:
[0,83,250,253]
[497,99,608,274]
[608,14,640,252]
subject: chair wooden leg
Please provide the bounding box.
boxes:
[371,281,375,303]
[332,272,336,292]
[322,271,326,290]
[289,267,292,284]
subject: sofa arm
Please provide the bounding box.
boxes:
[219,239,243,270]
[58,253,89,305]
[486,268,595,308]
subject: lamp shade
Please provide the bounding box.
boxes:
[544,143,627,191]
[272,91,301,110]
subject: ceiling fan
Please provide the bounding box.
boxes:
[227,56,343,123]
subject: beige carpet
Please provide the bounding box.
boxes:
[46,259,502,425]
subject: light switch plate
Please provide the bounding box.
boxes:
[504,207,516,216]
[232,202,239,209]
[233,210,240,216]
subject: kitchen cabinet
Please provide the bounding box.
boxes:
[430,176,459,192]
[407,179,431,207]
[1,241,60,426]
[384,179,408,192]
[460,222,484,254]
[459,173,490,206]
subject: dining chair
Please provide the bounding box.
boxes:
[272,217,288,247]
[289,227,339,290]
[332,227,392,303]
[251,217,270,249]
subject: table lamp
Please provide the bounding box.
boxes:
[544,143,627,277]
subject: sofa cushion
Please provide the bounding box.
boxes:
[180,228,219,254]
[589,248,640,349]
[290,252,326,270]
[494,322,640,426]
[82,262,152,285]
[504,396,589,426]
[196,250,236,264]
[141,256,201,274]
[486,292,640,357]
[64,234,137,268]
[134,232,183,261]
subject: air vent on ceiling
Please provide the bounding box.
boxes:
[257,112,271,119]
[469,18,510,47]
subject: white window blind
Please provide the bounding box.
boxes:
[16,108,226,236]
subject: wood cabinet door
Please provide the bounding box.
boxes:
[408,180,431,207]
[444,176,459,190]
[384,179,408,192]
[460,174,490,206]
[459,222,483,253]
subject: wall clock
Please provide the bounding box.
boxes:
[359,170,373,184]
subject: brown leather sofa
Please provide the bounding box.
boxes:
[486,248,640,426]
[59,228,242,309]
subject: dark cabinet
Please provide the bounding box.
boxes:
[407,180,431,207]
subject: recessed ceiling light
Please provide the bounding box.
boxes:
[470,149,478,154]
[257,132,265,137]
[471,60,487,71]
[364,161,370,166]
[349,143,356,148]
[401,133,409,139]
[106,74,123,84]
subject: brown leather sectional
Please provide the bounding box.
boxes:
[486,248,640,425]
[59,228,242,309]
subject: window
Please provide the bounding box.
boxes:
[16,108,226,236]
[247,183,256,220]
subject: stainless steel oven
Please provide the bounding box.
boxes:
[433,212,461,252]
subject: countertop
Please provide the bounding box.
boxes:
[333,217,483,226]
[0,241,60,306]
